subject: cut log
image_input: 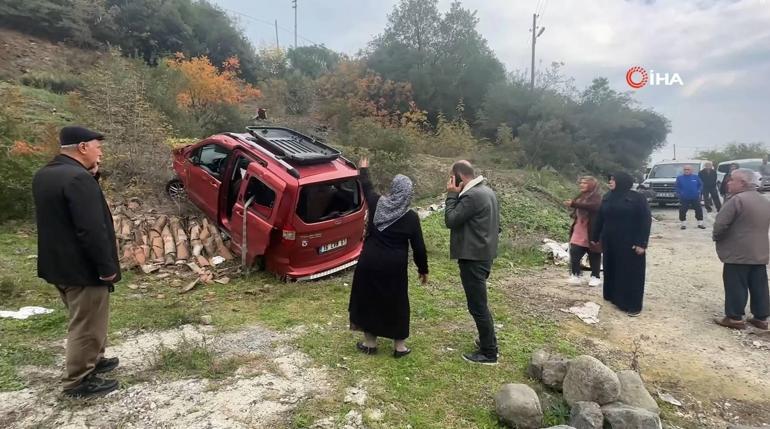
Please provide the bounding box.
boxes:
[202,223,216,257]
[151,215,168,234]
[209,223,234,260]
[161,225,176,265]
[133,244,147,266]
[149,229,164,263]
[170,217,190,262]
[190,224,203,256]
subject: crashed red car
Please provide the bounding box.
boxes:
[167,127,366,280]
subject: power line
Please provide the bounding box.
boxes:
[221,7,320,46]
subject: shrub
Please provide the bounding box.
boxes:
[20,72,82,94]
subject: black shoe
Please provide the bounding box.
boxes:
[356,341,377,355]
[697,224,707,229]
[94,357,119,374]
[393,348,412,358]
[706,207,713,213]
[680,225,686,230]
[62,374,119,398]
[462,352,498,365]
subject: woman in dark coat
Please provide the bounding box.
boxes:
[564,176,603,287]
[348,157,428,357]
[590,172,652,316]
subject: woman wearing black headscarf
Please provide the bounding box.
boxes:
[590,172,652,316]
[348,157,428,358]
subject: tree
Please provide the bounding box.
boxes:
[366,0,504,123]
[287,46,341,78]
[696,142,768,166]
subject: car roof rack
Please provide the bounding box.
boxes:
[245,126,341,166]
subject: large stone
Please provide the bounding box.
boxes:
[569,401,603,429]
[602,402,662,429]
[562,355,621,406]
[617,370,659,413]
[494,383,543,429]
[527,349,551,380]
[541,357,569,390]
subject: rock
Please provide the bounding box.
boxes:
[602,402,662,429]
[617,370,659,413]
[365,408,384,422]
[527,349,551,380]
[562,355,621,406]
[543,426,576,429]
[200,315,213,325]
[341,410,363,429]
[569,401,603,429]
[541,357,569,390]
[344,387,367,406]
[494,383,543,429]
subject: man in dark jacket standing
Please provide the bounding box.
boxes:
[675,165,705,230]
[445,161,500,364]
[32,126,121,398]
[698,162,721,212]
[713,169,770,330]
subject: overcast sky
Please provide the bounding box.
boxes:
[213,0,770,163]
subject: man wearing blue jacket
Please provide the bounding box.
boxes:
[676,165,705,230]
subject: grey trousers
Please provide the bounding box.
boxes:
[459,259,498,357]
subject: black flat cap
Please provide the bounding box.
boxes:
[59,126,105,146]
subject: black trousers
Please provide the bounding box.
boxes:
[458,259,497,357]
[569,244,601,277]
[678,198,703,221]
[723,264,770,321]
[702,187,722,211]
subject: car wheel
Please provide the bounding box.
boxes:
[165,178,186,200]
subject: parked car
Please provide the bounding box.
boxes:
[167,127,366,280]
[636,159,708,207]
[716,158,769,192]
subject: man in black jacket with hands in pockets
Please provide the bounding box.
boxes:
[32,126,121,398]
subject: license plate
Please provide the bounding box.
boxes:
[658,192,674,198]
[319,239,347,254]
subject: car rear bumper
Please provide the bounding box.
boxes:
[272,242,363,281]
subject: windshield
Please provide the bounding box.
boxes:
[648,163,692,179]
[296,179,362,223]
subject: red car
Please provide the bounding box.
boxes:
[167,127,366,280]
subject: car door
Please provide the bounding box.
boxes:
[186,143,231,221]
[229,164,286,265]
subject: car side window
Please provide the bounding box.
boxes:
[196,144,231,179]
[243,177,276,218]
[717,164,730,174]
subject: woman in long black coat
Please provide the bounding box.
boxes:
[590,172,652,316]
[348,157,428,357]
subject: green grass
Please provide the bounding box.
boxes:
[151,336,244,380]
[0,171,578,426]
[0,82,74,129]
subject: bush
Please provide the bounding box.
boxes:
[20,72,82,94]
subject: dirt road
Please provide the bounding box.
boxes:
[517,205,770,427]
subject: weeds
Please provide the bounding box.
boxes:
[152,336,242,380]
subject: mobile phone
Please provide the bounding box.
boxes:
[454,174,462,187]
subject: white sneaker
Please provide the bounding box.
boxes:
[588,276,602,287]
[568,275,582,286]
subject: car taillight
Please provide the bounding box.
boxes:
[282,229,296,241]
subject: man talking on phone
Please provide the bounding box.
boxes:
[445,160,500,364]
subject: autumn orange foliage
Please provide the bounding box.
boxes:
[167,54,260,111]
[9,140,42,156]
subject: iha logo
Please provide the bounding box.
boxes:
[626,66,683,89]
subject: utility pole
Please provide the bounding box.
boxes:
[292,0,298,48]
[275,19,280,49]
[530,13,545,90]
[673,143,677,160]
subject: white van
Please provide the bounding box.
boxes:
[716,158,768,192]
[637,159,708,207]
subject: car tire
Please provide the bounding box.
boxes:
[165,178,186,200]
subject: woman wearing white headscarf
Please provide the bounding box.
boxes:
[348,157,428,358]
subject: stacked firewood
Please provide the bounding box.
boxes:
[111,199,235,280]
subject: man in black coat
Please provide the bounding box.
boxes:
[698,161,721,212]
[32,126,121,398]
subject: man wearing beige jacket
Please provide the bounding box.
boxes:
[713,169,770,330]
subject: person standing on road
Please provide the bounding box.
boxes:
[720,163,740,198]
[699,162,721,213]
[348,157,429,358]
[675,165,705,230]
[445,160,500,365]
[712,169,770,330]
[32,126,121,398]
[590,172,652,317]
[563,176,603,287]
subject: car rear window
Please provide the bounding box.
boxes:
[296,179,361,223]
